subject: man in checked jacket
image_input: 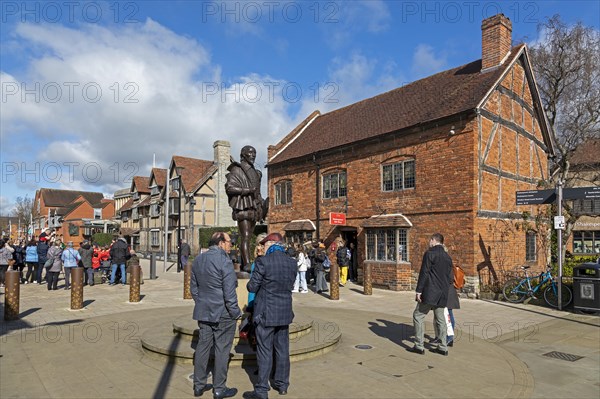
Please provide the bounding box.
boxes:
[244,232,297,399]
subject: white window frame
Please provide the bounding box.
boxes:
[366,228,409,262]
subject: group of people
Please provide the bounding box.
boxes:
[190,231,296,399]
[0,229,135,291]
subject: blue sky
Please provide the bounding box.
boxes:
[1,0,599,215]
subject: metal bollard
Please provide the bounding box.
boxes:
[4,270,20,320]
[363,263,372,295]
[329,256,340,300]
[183,262,192,300]
[129,265,141,302]
[71,267,84,310]
[150,253,157,280]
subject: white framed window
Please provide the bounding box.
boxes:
[93,208,102,220]
[275,181,292,205]
[323,171,347,199]
[366,228,409,262]
[382,160,415,191]
[151,230,160,247]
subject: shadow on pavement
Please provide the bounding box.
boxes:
[480,299,600,328]
[367,319,414,349]
[152,332,181,399]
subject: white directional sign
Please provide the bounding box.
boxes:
[554,216,566,230]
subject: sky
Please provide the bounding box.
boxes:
[1,0,599,216]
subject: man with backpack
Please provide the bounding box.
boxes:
[410,233,453,356]
[336,242,350,286]
[109,235,130,285]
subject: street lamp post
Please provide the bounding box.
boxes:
[176,166,184,273]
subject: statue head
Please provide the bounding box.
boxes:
[240,145,256,165]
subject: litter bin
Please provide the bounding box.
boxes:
[573,262,600,313]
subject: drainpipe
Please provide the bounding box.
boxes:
[313,154,320,242]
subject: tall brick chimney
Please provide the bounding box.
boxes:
[481,14,512,71]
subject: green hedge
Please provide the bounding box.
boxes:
[92,233,114,247]
[551,255,599,277]
[197,225,268,258]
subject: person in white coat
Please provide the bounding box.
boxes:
[292,244,309,293]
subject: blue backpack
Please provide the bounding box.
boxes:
[323,256,331,270]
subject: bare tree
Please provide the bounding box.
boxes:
[529,15,600,258]
[12,196,34,233]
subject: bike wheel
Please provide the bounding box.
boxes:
[503,278,527,303]
[544,283,573,308]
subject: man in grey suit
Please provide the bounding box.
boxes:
[243,232,297,399]
[191,232,242,399]
[410,233,453,356]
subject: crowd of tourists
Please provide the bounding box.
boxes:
[0,228,136,290]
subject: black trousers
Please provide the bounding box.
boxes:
[47,271,60,290]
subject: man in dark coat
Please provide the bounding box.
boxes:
[244,232,297,399]
[191,232,242,399]
[179,239,191,273]
[411,233,453,356]
[225,145,268,271]
[109,236,129,285]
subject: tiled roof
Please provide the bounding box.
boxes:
[151,168,167,187]
[40,189,104,207]
[132,176,151,194]
[571,139,600,166]
[172,156,215,192]
[138,196,152,207]
[284,220,316,231]
[118,198,134,212]
[270,45,525,165]
[362,214,413,228]
[56,201,83,217]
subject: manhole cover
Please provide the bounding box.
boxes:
[542,351,584,362]
[354,344,373,350]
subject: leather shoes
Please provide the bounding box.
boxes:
[194,384,213,397]
[243,391,267,399]
[271,385,287,395]
[407,346,425,355]
[447,340,454,347]
[214,387,238,399]
[430,347,448,356]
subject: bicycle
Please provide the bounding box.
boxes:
[502,265,572,308]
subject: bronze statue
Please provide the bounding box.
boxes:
[225,146,268,271]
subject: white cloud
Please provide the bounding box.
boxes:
[0,196,15,217]
[1,19,298,194]
[295,52,406,118]
[411,44,448,79]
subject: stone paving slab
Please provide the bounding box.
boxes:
[1,261,599,398]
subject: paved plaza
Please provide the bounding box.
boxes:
[1,260,599,399]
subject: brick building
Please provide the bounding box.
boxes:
[266,14,555,293]
[32,188,116,245]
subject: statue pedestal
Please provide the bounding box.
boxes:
[236,271,251,312]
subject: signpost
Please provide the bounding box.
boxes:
[515,189,556,205]
[516,184,599,311]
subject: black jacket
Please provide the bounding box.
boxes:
[110,238,129,264]
[415,245,453,307]
[37,241,49,263]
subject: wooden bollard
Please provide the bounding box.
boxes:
[70,267,84,310]
[4,270,20,320]
[183,262,192,299]
[129,265,141,302]
[363,263,372,295]
[329,256,339,300]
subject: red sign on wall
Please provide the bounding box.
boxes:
[329,212,346,225]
